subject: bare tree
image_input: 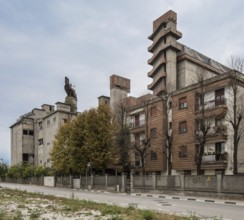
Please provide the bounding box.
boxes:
[194,69,212,175]
[113,101,131,174]
[226,56,244,174]
[132,94,152,174]
[157,92,173,175]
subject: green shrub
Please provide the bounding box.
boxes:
[142,210,153,220]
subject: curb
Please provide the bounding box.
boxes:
[130,193,244,206]
[77,189,244,206]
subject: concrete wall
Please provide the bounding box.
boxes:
[184,175,217,191]
[44,176,55,187]
[222,175,244,192]
[73,179,80,189]
[2,174,244,196]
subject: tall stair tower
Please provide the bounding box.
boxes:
[148,10,182,95]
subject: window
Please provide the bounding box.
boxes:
[169,101,172,109]
[23,130,34,135]
[179,146,188,158]
[179,121,187,133]
[47,120,50,125]
[38,138,43,145]
[63,119,67,123]
[38,121,43,129]
[151,151,157,160]
[215,118,224,127]
[150,128,157,138]
[134,133,140,146]
[135,152,141,167]
[169,122,172,129]
[215,88,225,105]
[22,154,29,162]
[215,142,225,154]
[150,106,157,117]
[53,117,56,123]
[179,97,187,109]
[135,114,140,127]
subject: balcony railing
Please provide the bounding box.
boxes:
[129,119,145,129]
[195,98,226,111]
[202,152,228,163]
[196,125,227,137]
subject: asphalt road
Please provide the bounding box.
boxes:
[0,182,244,220]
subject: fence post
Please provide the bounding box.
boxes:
[130,171,134,193]
[70,175,73,188]
[152,172,156,189]
[91,174,94,189]
[105,174,108,188]
[180,175,185,190]
[216,174,222,193]
[121,172,125,193]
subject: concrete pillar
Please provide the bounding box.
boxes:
[70,175,73,188]
[91,175,93,188]
[105,174,108,187]
[130,171,134,193]
[180,175,185,190]
[121,173,125,193]
[216,174,222,193]
[152,172,156,189]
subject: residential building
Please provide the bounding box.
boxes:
[102,10,244,175]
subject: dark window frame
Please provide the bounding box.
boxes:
[150,150,158,160]
[179,121,187,134]
[179,145,188,158]
[179,97,187,109]
[150,128,157,138]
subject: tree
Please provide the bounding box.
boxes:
[50,120,75,174]
[0,160,8,178]
[132,94,152,174]
[50,104,115,175]
[194,69,212,175]
[113,101,131,173]
[158,92,173,175]
[227,56,244,174]
[85,104,115,171]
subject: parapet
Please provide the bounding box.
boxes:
[110,75,130,93]
[153,10,177,31]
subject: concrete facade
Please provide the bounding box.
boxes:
[10,99,77,167]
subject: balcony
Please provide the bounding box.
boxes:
[196,125,227,142]
[147,58,166,78]
[201,152,228,170]
[148,41,182,65]
[195,98,227,118]
[148,27,182,52]
[129,120,145,132]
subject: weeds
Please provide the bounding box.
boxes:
[142,210,154,220]
[29,209,41,219]
[0,188,223,220]
[13,210,23,220]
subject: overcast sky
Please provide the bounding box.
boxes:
[1,0,244,164]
